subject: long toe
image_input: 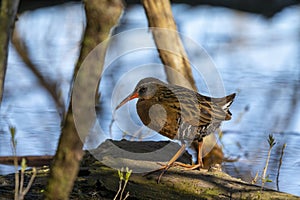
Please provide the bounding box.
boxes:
[157,169,167,183]
[143,164,170,176]
[143,164,173,183]
[174,162,203,170]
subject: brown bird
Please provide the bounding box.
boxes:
[115,77,235,182]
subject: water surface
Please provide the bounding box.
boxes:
[0,3,299,196]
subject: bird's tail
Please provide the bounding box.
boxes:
[212,93,236,120]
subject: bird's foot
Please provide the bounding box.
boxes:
[174,161,203,170]
[143,162,174,183]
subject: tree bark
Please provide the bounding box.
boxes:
[142,0,225,168]
[84,159,300,200]
[0,0,20,106]
[78,140,300,200]
[142,0,197,91]
[45,1,123,199]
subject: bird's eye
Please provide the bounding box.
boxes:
[139,86,147,95]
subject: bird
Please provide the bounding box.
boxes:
[115,77,235,182]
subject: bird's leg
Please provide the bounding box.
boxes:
[175,140,203,170]
[144,144,187,183]
[196,139,204,169]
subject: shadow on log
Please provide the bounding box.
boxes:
[0,140,299,200]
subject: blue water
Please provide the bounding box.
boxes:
[0,2,299,196]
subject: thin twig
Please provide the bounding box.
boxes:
[12,30,65,118]
[260,134,276,196]
[113,180,122,200]
[19,166,24,198]
[252,171,259,184]
[119,180,128,200]
[123,192,130,200]
[21,168,37,196]
[276,143,286,191]
[114,169,124,200]
[261,149,271,189]
[109,117,115,139]
[14,156,19,200]
[10,127,19,200]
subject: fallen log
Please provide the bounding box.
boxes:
[0,155,53,167]
[0,140,299,200]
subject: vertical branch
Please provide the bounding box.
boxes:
[276,143,286,191]
[45,1,123,199]
[0,0,20,106]
[142,0,197,90]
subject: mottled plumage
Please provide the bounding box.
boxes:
[117,77,235,143]
[115,77,235,182]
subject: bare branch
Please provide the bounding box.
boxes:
[12,30,65,117]
[142,0,197,90]
[0,0,20,106]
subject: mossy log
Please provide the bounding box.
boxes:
[0,140,299,200]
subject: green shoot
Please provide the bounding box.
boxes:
[114,167,124,200]
[260,134,276,195]
[118,167,124,181]
[10,126,19,200]
[9,126,36,200]
[113,167,132,200]
[267,134,276,148]
[120,167,132,200]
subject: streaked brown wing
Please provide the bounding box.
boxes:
[156,83,230,127]
[183,93,230,127]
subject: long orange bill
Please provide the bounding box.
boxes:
[115,92,139,110]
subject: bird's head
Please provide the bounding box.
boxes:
[115,78,164,110]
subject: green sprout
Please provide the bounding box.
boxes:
[9,126,36,200]
[10,126,16,141]
[125,167,132,181]
[114,167,132,200]
[267,134,276,148]
[10,126,17,151]
[118,167,124,181]
[260,134,276,196]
